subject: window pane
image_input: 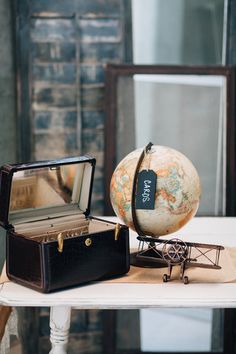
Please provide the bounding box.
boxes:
[133,74,226,216]
[140,309,214,352]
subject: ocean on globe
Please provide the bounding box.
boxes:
[110,145,201,236]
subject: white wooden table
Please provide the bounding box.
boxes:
[1,217,236,353]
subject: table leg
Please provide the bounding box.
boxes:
[49,306,71,354]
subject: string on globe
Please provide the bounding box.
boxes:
[144,145,151,171]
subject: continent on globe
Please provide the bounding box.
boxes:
[110,145,201,237]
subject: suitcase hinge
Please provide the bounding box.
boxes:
[115,223,121,241]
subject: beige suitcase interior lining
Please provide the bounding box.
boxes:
[14,216,116,242]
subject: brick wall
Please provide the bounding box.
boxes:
[16,0,132,215]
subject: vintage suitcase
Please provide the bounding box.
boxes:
[0,156,130,293]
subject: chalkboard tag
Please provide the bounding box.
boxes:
[136,170,157,210]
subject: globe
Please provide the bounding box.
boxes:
[110,145,201,236]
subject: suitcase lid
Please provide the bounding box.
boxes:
[0,155,96,228]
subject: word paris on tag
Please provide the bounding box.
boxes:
[136,169,157,210]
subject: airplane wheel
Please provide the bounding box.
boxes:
[183,276,189,285]
[163,274,168,282]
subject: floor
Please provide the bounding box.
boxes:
[8,342,22,354]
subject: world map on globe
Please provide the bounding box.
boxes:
[110,145,201,236]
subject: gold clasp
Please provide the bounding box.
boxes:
[57,232,64,253]
[85,238,92,247]
[115,223,121,241]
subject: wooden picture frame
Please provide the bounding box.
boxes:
[104,64,236,216]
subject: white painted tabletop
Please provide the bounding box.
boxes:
[1,217,236,309]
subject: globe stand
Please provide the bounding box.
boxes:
[128,143,171,269]
[130,242,167,268]
[130,238,167,268]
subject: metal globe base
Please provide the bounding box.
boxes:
[130,249,167,268]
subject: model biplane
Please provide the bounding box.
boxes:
[132,236,224,284]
